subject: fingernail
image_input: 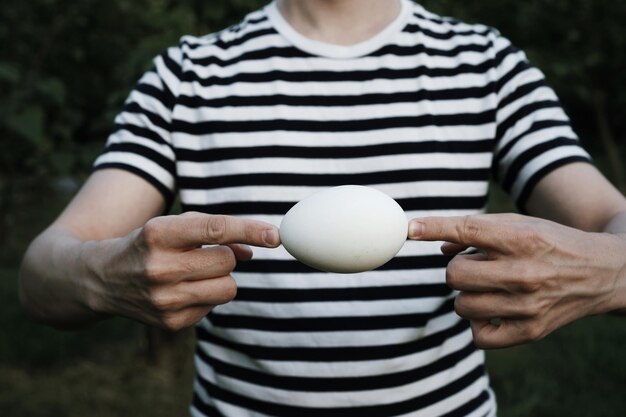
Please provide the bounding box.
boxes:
[408,221,424,238]
[263,228,280,246]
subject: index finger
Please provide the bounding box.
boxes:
[145,212,280,249]
[408,214,516,251]
[470,318,544,349]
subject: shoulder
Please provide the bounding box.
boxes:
[148,6,276,90]
[405,2,513,60]
[177,6,276,63]
[407,2,498,41]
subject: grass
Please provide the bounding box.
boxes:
[1,180,625,416]
[0,182,195,416]
[485,184,626,415]
[0,264,196,417]
[487,315,626,416]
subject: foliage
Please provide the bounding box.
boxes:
[2,0,624,183]
[0,0,265,245]
[422,0,626,132]
[2,262,625,416]
[0,0,258,179]
[421,0,626,187]
[1,0,624,198]
[1,2,625,415]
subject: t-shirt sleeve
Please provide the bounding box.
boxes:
[490,31,592,211]
[93,46,182,207]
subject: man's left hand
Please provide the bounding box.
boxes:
[408,213,626,348]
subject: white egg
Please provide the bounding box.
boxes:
[279,185,408,273]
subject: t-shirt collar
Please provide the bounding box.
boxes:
[265,0,412,58]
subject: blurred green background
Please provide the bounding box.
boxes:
[1,0,625,416]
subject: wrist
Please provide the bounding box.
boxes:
[612,235,626,313]
[19,230,113,328]
[600,233,626,314]
[78,238,122,318]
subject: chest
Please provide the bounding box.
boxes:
[171,59,496,213]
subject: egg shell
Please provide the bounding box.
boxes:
[279,185,408,273]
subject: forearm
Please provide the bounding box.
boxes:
[601,211,626,314]
[602,210,626,234]
[18,228,113,328]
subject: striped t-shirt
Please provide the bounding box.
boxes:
[94,0,590,416]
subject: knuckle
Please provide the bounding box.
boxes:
[204,215,229,243]
[503,212,524,222]
[459,215,482,243]
[178,258,198,276]
[513,297,534,317]
[216,246,237,272]
[445,257,463,288]
[454,293,470,318]
[161,308,211,332]
[521,275,542,293]
[181,211,201,218]
[509,265,542,293]
[149,290,177,312]
[472,335,489,350]
[520,297,549,317]
[141,217,166,247]
[522,322,545,342]
[224,279,238,301]
[143,256,168,283]
[469,324,490,349]
[161,313,186,332]
[520,224,553,253]
[216,276,238,304]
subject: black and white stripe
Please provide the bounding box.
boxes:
[94,0,590,415]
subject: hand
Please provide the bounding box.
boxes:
[408,213,626,348]
[85,212,280,331]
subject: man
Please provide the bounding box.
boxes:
[19,0,626,416]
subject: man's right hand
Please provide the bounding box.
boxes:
[83,212,280,331]
[20,169,281,330]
